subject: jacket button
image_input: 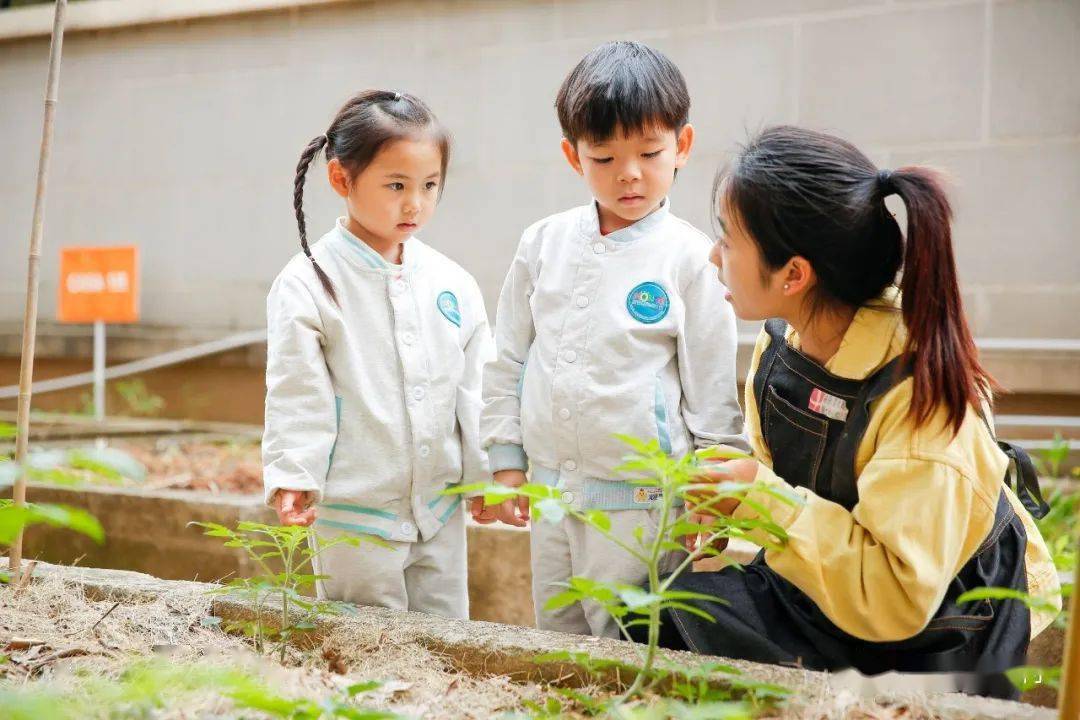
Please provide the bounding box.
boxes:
[592,243,605,254]
[418,445,430,458]
[558,408,571,420]
[402,332,416,345]
[562,460,577,472]
[575,296,589,308]
[412,386,426,401]
[400,521,414,534]
[561,491,574,504]
[563,350,577,363]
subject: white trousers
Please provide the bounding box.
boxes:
[530,506,683,638]
[309,504,468,620]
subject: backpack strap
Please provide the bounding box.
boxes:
[973,410,1051,520]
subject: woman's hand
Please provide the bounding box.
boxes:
[686,458,761,517]
[681,457,761,554]
[274,489,316,526]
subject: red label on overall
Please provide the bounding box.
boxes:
[809,388,849,422]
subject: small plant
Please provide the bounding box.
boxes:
[0,657,400,719]
[956,583,1071,694]
[0,437,132,583]
[115,379,166,417]
[452,437,798,712]
[1036,431,1072,479]
[1037,488,1079,573]
[193,521,386,663]
[0,446,145,488]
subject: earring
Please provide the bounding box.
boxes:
[783,283,790,291]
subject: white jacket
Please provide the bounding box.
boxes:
[263,219,492,543]
[481,200,747,487]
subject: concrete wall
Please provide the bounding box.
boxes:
[1,0,1077,340]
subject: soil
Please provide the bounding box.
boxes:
[113,438,262,495]
[0,572,998,719]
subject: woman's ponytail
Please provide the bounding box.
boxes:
[890,166,996,433]
[718,126,996,436]
[294,133,337,303]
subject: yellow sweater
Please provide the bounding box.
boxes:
[732,289,1061,642]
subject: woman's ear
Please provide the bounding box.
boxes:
[326,158,350,198]
[561,138,584,176]
[782,256,815,295]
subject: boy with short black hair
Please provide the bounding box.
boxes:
[478,41,746,637]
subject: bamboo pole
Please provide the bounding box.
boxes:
[1061,548,1080,719]
[9,0,68,579]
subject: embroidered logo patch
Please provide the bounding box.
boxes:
[633,487,664,504]
[437,291,461,327]
[808,387,849,422]
[626,282,670,324]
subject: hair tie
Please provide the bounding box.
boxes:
[393,92,403,102]
[876,168,895,197]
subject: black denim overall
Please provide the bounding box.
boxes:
[656,319,1049,698]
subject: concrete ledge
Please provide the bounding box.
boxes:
[16,560,1057,720]
[7,481,536,626]
[9,481,1067,707]
[0,0,355,42]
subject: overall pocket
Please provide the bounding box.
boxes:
[762,386,828,492]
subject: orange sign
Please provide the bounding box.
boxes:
[58,246,139,323]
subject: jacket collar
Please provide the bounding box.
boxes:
[787,286,906,380]
[578,197,670,247]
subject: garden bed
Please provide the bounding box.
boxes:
[0,561,1056,720]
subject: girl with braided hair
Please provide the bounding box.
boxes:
[262,90,492,618]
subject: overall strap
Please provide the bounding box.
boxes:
[752,319,788,416]
[829,355,914,510]
[974,411,1051,520]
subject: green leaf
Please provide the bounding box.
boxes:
[544,590,584,612]
[346,681,382,696]
[584,509,611,533]
[695,446,752,462]
[661,600,722,621]
[957,586,1060,614]
[618,587,662,611]
[534,498,566,524]
[440,482,486,496]
[1004,665,1060,691]
[67,447,147,482]
[0,503,104,545]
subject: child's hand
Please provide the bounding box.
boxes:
[490,469,530,527]
[274,489,316,526]
[470,497,499,524]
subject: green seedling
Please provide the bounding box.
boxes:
[193,521,387,663]
[450,436,799,712]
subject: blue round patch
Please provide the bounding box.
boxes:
[437,291,461,327]
[626,282,670,324]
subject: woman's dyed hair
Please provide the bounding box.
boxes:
[715,125,993,433]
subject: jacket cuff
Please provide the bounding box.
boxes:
[264,479,324,508]
[487,443,529,473]
[731,463,803,547]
